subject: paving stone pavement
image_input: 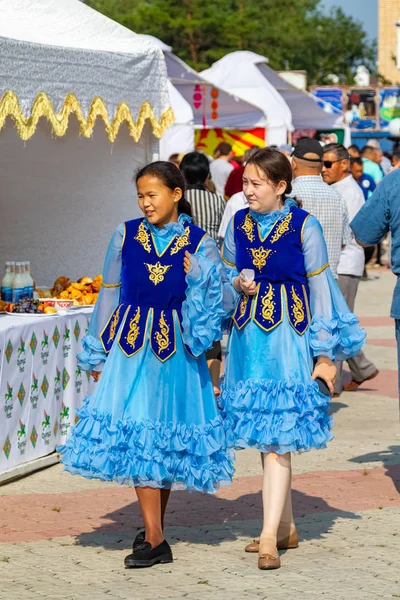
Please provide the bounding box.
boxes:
[0,270,399,600]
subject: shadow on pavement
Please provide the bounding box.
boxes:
[76,488,360,550]
[329,401,348,415]
[350,445,400,494]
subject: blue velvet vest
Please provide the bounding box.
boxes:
[232,206,311,335]
[100,218,206,361]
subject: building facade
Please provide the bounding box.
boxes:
[378,0,400,84]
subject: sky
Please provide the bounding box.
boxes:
[321,0,377,40]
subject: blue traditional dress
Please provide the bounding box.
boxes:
[59,214,235,493]
[220,199,366,454]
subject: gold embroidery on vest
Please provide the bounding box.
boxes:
[108,305,122,344]
[134,221,151,253]
[270,213,293,243]
[240,213,255,242]
[249,247,273,270]
[155,311,170,353]
[291,286,305,326]
[170,226,190,255]
[145,261,172,286]
[261,284,275,323]
[238,295,249,320]
[126,307,141,349]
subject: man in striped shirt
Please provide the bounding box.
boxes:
[291,138,352,278]
[180,152,226,242]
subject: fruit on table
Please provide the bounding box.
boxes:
[10,299,45,314]
[44,306,57,314]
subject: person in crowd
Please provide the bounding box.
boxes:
[220,146,261,228]
[58,162,235,569]
[350,157,376,201]
[168,153,180,168]
[225,157,246,199]
[391,151,400,168]
[216,148,365,570]
[210,142,234,197]
[351,168,400,392]
[180,152,225,242]
[367,139,391,175]
[361,146,384,185]
[322,144,378,394]
[349,157,376,273]
[180,151,227,394]
[291,138,352,278]
[348,144,361,159]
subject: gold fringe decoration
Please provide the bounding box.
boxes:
[0,90,175,142]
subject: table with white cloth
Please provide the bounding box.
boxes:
[0,308,95,473]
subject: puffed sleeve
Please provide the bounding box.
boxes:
[303,216,366,361]
[181,234,238,356]
[221,216,240,285]
[76,224,124,372]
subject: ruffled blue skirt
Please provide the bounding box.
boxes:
[220,316,335,455]
[58,313,234,493]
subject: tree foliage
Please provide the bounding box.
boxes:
[87,0,376,84]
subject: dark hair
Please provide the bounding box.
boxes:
[180,152,210,187]
[215,142,232,157]
[350,157,363,166]
[323,143,350,160]
[361,145,375,157]
[349,144,360,153]
[168,153,180,166]
[135,161,192,217]
[246,148,295,203]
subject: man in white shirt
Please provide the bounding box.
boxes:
[210,143,234,197]
[322,143,378,394]
[291,138,352,279]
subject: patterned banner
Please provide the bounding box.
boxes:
[195,128,266,157]
[0,310,95,473]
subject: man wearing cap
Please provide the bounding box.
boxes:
[322,143,378,394]
[291,138,352,279]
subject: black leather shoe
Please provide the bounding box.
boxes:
[132,530,145,551]
[124,540,173,568]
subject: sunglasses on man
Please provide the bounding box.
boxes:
[323,157,350,168]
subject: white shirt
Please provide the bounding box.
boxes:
[332,175,365,277]
[210,158,234,197]
[291,175,352,278]
[218,192,248,239]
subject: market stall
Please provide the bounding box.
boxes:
[0,0,173,475]
[0,0,173,284]
[0,309,94,474]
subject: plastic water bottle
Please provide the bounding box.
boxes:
[25,262,34,299]
[1,262,14,302]
[12,263,25,303]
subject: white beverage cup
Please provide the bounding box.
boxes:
[241,268,255,282]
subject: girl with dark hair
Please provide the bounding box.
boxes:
[59,161,235,569]
[217,149,364,570]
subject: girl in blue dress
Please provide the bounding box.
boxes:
[218,149,365,570]
[59,162,235,568]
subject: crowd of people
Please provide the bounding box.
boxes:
[57,135,399,573]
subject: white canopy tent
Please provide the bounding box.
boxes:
[138,35,265,158]
[0,0,173,284]
[256,62,345,130]
[201,52,293,146]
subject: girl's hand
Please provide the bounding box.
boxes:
[92,370,101,382]
[312,357,336,395]
[183,251,191,275]
[234,275,257,296]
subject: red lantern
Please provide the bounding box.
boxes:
[211,88,219,99]
[193,84,202,109]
